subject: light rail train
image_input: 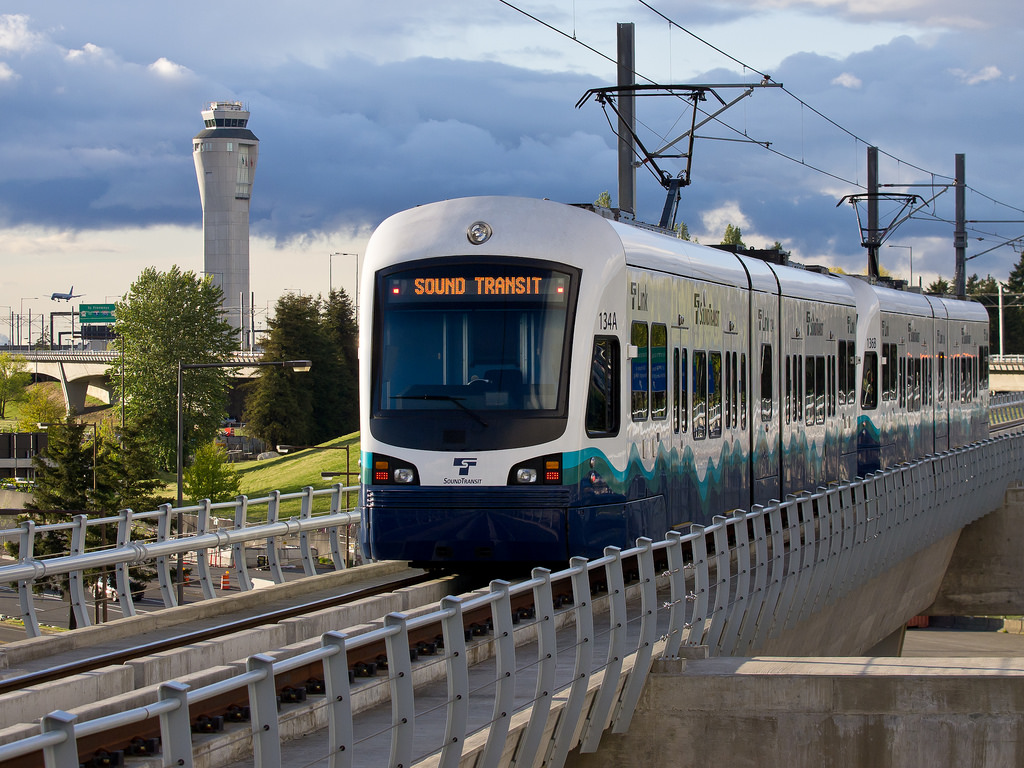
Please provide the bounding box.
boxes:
[358,196,990,566]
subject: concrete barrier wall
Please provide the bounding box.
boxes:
[930,484,1024,616]
[569,656,1024,768]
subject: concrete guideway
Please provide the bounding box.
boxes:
[2,433,1023,767]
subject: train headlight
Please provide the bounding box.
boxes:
[467,221,493,245]
[508,454,562,485]
[368,453,419,485]
[516,468,538,484]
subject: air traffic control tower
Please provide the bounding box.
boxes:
[193,101,258,345]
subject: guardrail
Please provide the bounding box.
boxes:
[3,432,1022,768]
[0,485,361,637]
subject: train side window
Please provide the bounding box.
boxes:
[724,351,732,430]
[680,348,689,433]
[785,356,792,425]
[693,350,707,439]
[817,356,826,424]
[828,354,836,417]
[586,336,620,437]
[805,355,815,427]
[846,341,857,405]
[760,344,773,422]
[797,355,804,423]
[630,321,649,421]
[980,346,989,389]
[740,352,747,430]
[838,342,847,406]
[709,351,723,438]
[861,351,878,409]
[937,352,945,402]
[899,356,906,409]
[731,351,739,429]
[651,323,668,421]
[673,348,680,433]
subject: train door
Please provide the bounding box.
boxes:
[837,311,858,483]
[934,318,949,452]
[750,289,780,505]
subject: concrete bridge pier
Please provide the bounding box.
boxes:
[55,362,112,415]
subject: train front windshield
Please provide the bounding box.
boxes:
[371,259,578,450]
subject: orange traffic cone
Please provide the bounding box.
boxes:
[220,571,231,591]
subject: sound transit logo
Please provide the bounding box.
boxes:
[445,457,482,484]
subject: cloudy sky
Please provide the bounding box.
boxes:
[1,1,1022,343]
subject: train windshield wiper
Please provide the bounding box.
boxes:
[392,395,489,427]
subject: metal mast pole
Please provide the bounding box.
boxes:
[954,153,967,299]
[866,146,880,279]
[617,23,635,216]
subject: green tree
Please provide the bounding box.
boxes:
[29,414,92,514]
[676,221,691,241]
[926,277,952,296]
[91,422,165,514]
[595,191,613,208]
[110,266,236,470]
[0,353,31,419]
[722,224,744,247]
[183,442,241,503]
[18,386,66,431]
[244,289,358,446]
[1005,252,1024,354]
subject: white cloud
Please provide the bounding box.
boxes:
[148,57,191,79]
[0,14,40,52]
[0,61,16,82]
[950,65,1002,85]
[832,72,862,88]
[65,42,114,63]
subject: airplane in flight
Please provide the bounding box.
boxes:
[50,286,84,301]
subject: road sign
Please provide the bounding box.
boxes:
[79,303,116,324]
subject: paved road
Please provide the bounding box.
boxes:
[902,626,1024,657]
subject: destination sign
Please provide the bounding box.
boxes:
[384,267,570,305]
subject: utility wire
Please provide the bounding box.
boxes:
[497,0,1024,227]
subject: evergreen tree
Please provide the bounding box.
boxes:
[1004,251,1024,354]
[722,224,744,247]
[91,422,165,514]
[594,191,612,208]
[29,414,91,514]
[110,266,236,470]
[183,442,241,503]
[926,277,952,296]
[245,289,358,446]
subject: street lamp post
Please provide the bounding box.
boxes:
[175,358,311,605]
[888,244,913,287]
[18,297,38,348]
[330,252,359,311]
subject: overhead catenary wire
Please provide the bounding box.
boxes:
[496,0,1024,248]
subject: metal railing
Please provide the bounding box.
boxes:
[3,432,1021,768]
[0,485,360,637]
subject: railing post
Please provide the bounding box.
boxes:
[438,596,469,768]
[247,654,282,767]
[40,710,77,768]
[769,498,801,639]
[265,491,285,585]
[721,509,752,655]
[328,483,347,569]
[17,519,41,638]
[321,631,353,768]
[663,531,687,658]
[233,495,254,591]
[384,613,415,768]
[544,557,594,768]
[68,514,90,630]
[735,505,769,655]
[157,681,194,768]
[580,547,625,751]
[686,525,709,646]
[611,538,657,734]
[155,503,176,608]
[704,516,732,652]
[479,580,515,768]
[114,508,137,618]
[299,486,317,577]
[511,568,555,768]
[196,499,216,601]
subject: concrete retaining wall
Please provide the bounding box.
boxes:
[569,656,1024,768]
